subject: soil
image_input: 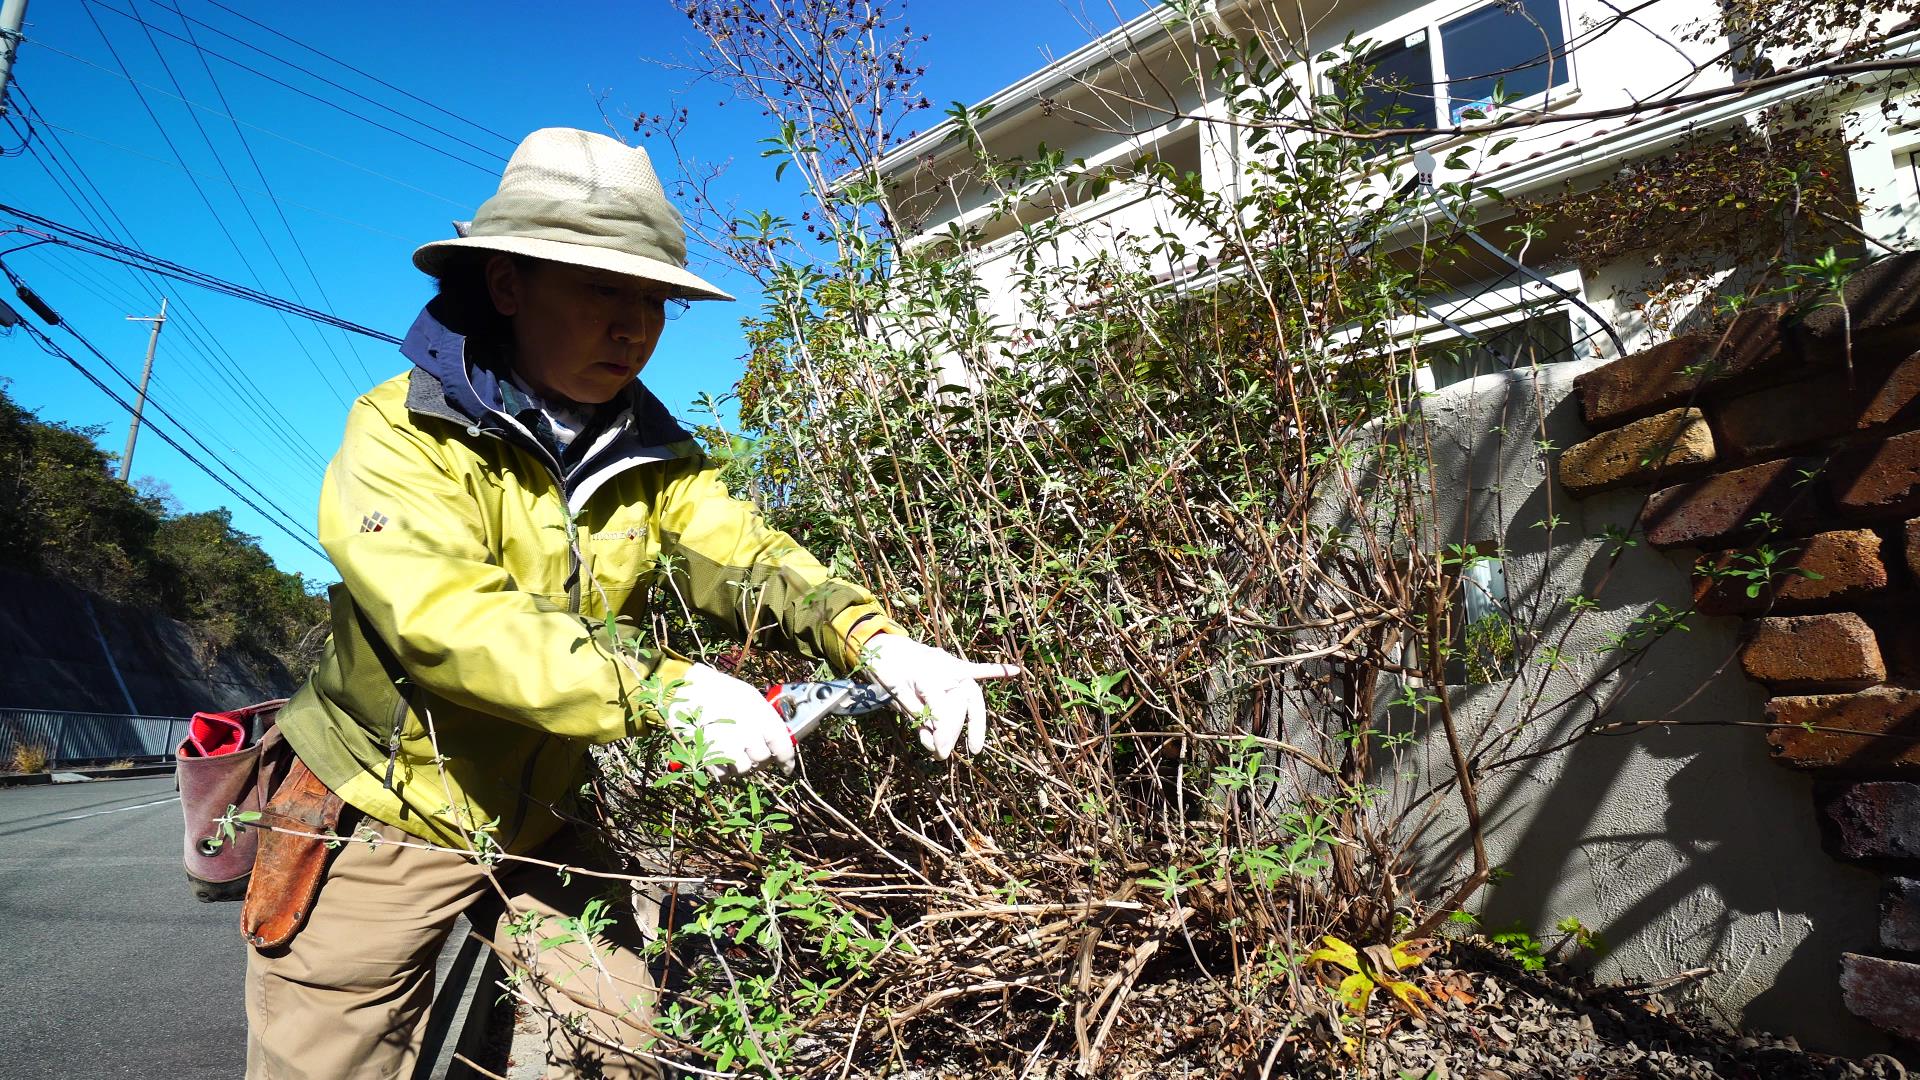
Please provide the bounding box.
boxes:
[836,943,1915,1079]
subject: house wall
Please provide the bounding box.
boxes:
[1349,356,1892,1055]
[1557,253,1920,1046]
[1351,255,1920,1056]
[881,0,1915,352]
[1291,0,1733,167]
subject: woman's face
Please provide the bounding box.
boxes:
[484,255,668,404]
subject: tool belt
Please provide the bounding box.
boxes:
[240,756,348,951]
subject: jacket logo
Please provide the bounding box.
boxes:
[589,527,643,542]
[361,511,389,533]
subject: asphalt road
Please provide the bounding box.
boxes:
[0,775,247,1079]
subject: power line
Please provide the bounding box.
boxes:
[77,0,355,407]
[6,123,335,559]
[27,243,266,459]
[0,201,403,343]
[8,93,338,474]
[83,0,502,175]
[39,296,323,546]
[0,147,330,488]
[7,258,329,535]
[167,0,379,385]
[31,41,472,209]
[13,316,328,562]
[28,118,414,241]
[137,0,512,165]
[196,0,517,149]
[121,0,369,391]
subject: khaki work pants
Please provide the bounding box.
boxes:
[245,819,663,1080]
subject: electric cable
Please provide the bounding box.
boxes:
[78,0,356,406]
[9,93,339,473]
[26,118,414,241]
[135,0,511,164]
[122,0,370,389]
[27,244,259,454]
[27,237,315,470]
[196,0,517,148]
[84,0,501,175]
[0,201,403,343]
[14,317,328,561]
[0,102,31,157]
[4,262,329,545]
[168,0,381,384]
[30,41,472,208]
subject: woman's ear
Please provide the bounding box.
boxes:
[484,253,521,317]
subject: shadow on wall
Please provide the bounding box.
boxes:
[0,568,290,715]
[1356,362,1888,1056]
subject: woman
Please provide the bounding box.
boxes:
[245,128,1018,1079]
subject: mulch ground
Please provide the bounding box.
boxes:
[851,942,1914,1079]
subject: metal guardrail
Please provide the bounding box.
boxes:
[0,708,193,769]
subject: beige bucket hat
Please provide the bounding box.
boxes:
[412,127,733,302]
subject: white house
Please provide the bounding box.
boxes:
[868,0,1919,1055]
[872,0,1917,387]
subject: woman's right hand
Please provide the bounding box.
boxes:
[663,663,796,777]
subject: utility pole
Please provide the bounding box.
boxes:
[119,297,167,483]
[0,0,28,118]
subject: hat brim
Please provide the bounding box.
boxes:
[412,234,735,302]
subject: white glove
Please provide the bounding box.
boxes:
[862,635,1022,759]
[663,663,796,777]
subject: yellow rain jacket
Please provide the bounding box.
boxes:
[275,305,900,853]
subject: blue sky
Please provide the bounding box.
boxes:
[0,0,1134,584]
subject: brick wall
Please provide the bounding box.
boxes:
[1561,252,1920,1046]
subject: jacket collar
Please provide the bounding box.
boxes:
[398,302,695,511]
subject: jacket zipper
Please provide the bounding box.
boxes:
[465,414,583,613]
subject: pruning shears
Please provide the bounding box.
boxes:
[666,680,892,771]
[764,679,895,741]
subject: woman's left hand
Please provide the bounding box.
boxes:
[861,635,1022,759]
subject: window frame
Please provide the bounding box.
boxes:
[1340,0,1581,142]
[1417,306,1578,392]
[1878,140,1920,249]
[1395,268,1596,393]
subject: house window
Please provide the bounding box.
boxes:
[1887,149,1920,249]
[1148,124,1204,185]
[1439,0,1570,122]
[1353,33,1440,131]
[1348,0,1571,136]
[1425,310,1574,389]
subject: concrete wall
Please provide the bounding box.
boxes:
[0,568,291,717]
[1343,361,1890,1054]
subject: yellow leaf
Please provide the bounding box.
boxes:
[1335,972,1375,1015]
[1389,938,1436,970]
[1381,976,1433,1019]
[1306,935,1361,973]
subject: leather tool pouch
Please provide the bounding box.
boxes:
[177,699,291,903]
[240,757,348,951]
